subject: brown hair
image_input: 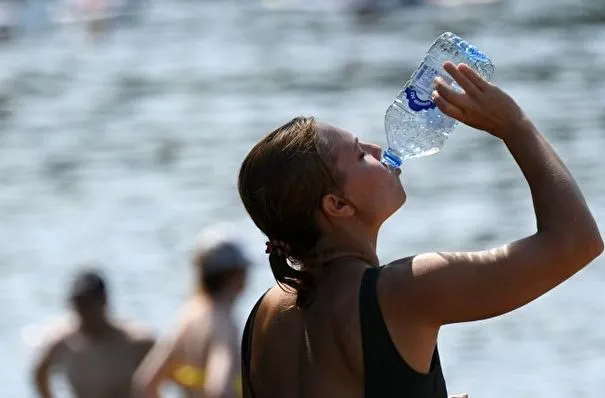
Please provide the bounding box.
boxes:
[238,117,342,307]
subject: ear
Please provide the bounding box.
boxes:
[321,193,355,218]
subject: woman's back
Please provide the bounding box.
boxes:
[244,263,365,398]
[243,260,447,398]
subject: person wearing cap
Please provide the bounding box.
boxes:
[133,227,250,398]
[32,268,155,398]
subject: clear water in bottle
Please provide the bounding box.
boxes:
[381,32,495,169]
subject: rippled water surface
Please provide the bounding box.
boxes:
[1,0,604,396]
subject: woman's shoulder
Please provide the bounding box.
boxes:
[255,285,298,320]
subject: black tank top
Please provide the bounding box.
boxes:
[360,267,448,397]
[241,267,448,398]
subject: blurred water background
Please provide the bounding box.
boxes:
[1,0,604,396]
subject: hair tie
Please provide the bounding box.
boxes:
[265,240,291,257]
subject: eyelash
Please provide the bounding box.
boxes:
[359,151,367,160]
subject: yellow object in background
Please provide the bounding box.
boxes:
[172,365,243,397]
[173,365,205,389]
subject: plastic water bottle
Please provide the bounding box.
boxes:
[380,32,495,169]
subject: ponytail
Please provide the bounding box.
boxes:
[268,251,315,308]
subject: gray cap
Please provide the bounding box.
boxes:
[192,226,251,275]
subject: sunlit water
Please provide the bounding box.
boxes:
[1,0,604,396]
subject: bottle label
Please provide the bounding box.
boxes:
[413,62,442,90]
[404,86,436,112]
[403,62,451,112]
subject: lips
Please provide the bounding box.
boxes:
[388,166,401,177]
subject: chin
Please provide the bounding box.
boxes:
[384,197,406,220]
[398,186,407,206]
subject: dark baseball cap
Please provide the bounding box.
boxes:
[192,226,251,275]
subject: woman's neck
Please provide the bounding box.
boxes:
[313,227,380,268]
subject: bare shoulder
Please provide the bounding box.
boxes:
[251,286,299,341]
[176,296,206,323]
[256,286,298,324]
[249,286,300,374]
[118,321,156,345]
[33,316,77,366]
[377,256,416,300]
[43,315,78,346]
[254,282,358,336]
[379,253,460,315]
[265,285,297,311]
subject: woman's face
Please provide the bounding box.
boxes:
[318,123,406,228]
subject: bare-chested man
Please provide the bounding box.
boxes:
[32,269,155,398]
[133,227,250,398]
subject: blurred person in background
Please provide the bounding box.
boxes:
[78,0,110,39]
[0,0,17,42]
[237,61,603,397]
[133,227,250,398]
[71,0,143,38]
[32,268,155,398]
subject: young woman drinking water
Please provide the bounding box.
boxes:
[237,61,603,398]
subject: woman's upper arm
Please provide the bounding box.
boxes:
[385,232,601,326]
[132,325,187,395]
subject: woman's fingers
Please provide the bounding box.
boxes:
[432,62,498,128]
[432,90,465,122]
[434,77,474,112]
[443,62,482,98]
[458,63,490,92]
